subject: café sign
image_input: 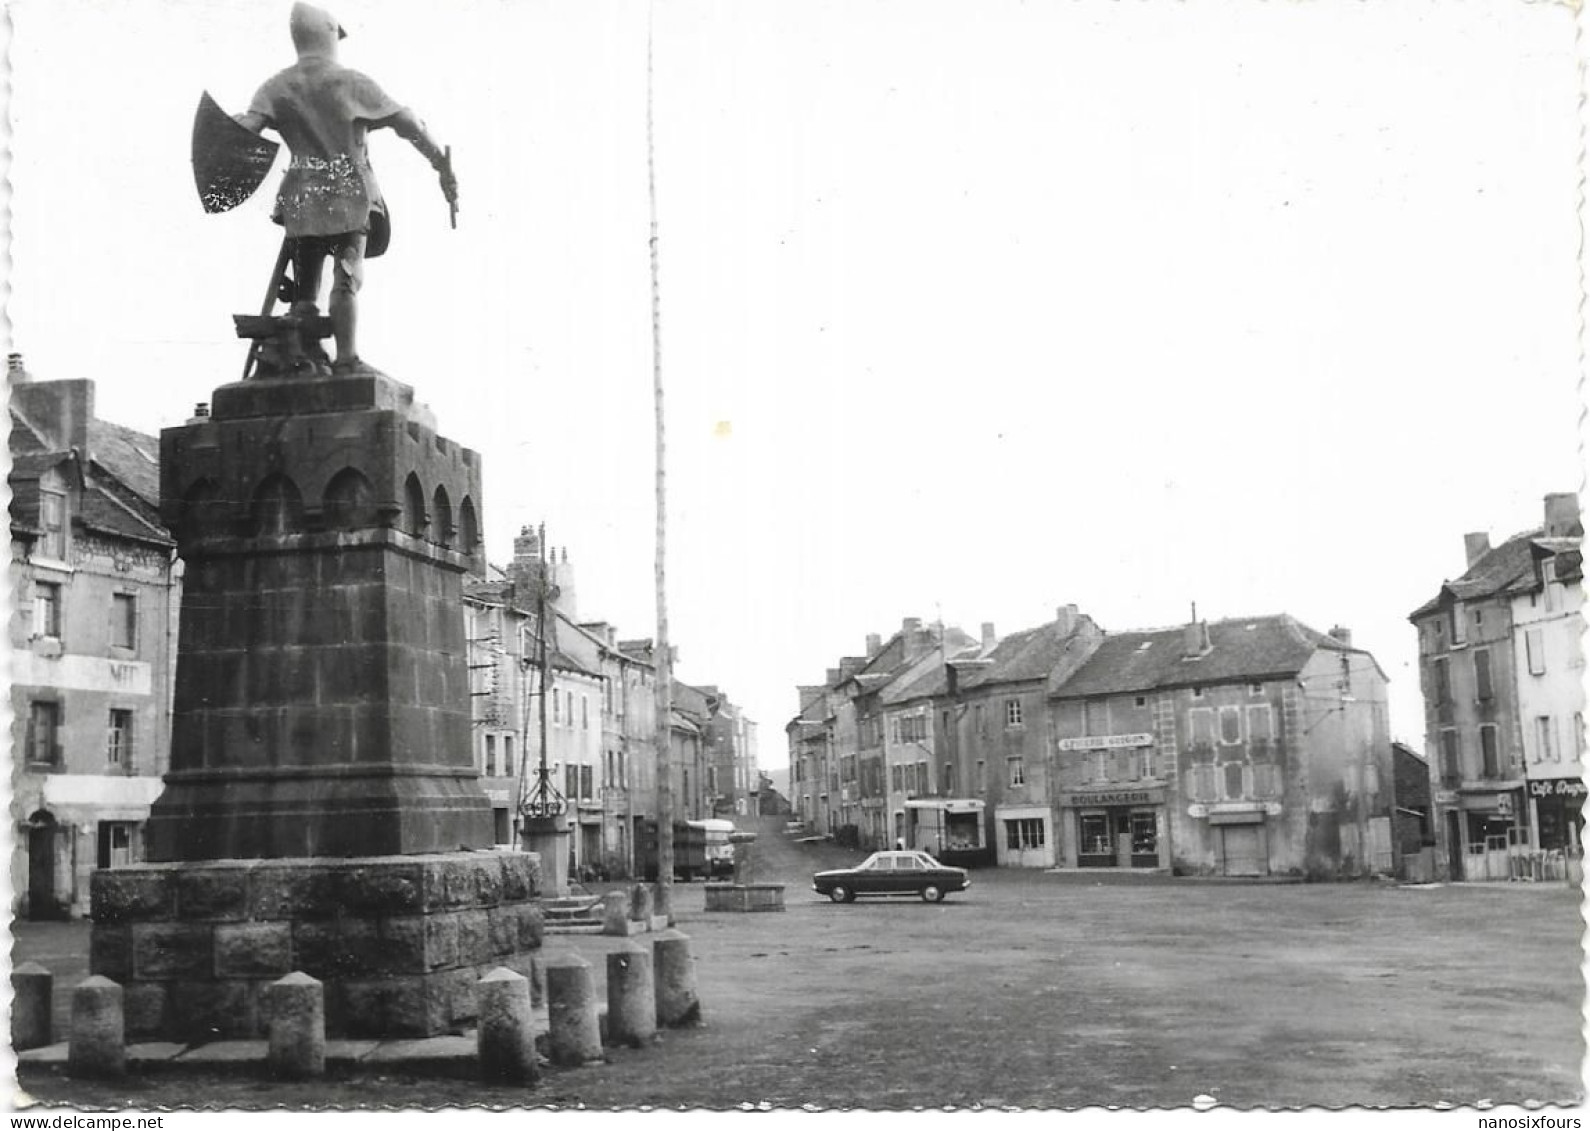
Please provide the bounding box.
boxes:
[1529,779,1588,799]
[1057,733,1155,752]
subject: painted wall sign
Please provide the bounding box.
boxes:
[1529,779,1588,799]
[1058,788,1165,808]
[1058,733,1155,752]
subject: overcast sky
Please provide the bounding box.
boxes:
[7,0,1584,762]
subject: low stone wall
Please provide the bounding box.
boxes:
[89,851,543,1041]
[702,883,785,912]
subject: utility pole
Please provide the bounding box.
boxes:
[647,2,674,923]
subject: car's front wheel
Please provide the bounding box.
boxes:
[829,884,853,904]
[921,884,945,903]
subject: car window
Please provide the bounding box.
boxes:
[896,856,922,871]
[860,856,884,870]
[914,853,940,869]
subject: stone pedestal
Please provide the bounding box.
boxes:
[521,815,571,899]
[145,368,489,860]
[98,357,540,1043]
[91,853,542,1040]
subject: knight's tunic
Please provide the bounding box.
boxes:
[248,57,404,245]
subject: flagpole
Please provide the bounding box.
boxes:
[647,0,675,922]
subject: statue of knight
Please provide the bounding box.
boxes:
[192,2,458,378]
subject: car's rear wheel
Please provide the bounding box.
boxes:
[829,884,852,904]
[921,884,945,903]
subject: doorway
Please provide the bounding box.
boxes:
[27,811,61,920]
[1220,824,1265,876]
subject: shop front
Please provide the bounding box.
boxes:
[1528,777,1585,881]
[1057,787,1168,870]
[1446,788,1526,881]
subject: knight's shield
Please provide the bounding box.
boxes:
[192,91,279,213]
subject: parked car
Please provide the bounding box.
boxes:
[812,850,971,903]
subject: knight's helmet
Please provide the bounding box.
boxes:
[289,2,347,59]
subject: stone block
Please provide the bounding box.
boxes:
[291,920,347,980]
[214,923,293,979]
[424,913,459,970]
[176,869,251,921]
[509,902,545,950]
[89,925,133,982]
[605,945,656,1048]
[265,973,325,1080]
[629,883,655,923]
[249,865,342,920]
[486,907,517,955]
[454,909,494,966]
[497,854,529,902]
[12,963,53,1050]
[375,917,429,975]
[91,870,174,924]
[132,923,213,981]
[545,954,602,1066]
[476,968,537,1083]
[652,929,701,1028]
[122,983,169,1040]
[602,891,630,935]
[68,977,125,1079]
[428,966,482,1033]
[337,861,425,916]
[169,979,260,1042]
[341,976,428,1039]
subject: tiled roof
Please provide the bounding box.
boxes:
[1051,615,1350,699]
[961,618,1098,689]
[77,482,171,545]
[880,643,981,705]
[1409,529,1544,618]
[88,419,160,506]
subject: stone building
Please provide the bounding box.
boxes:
[1392,741,1433,877]
[951,607,1100,868]
[1410,493,1584,881]
[1049,615,1394,878]
[9,365,179,918]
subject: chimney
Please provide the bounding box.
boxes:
[865,633,882,658]
[981,622,997,651]
[1544,493,1583,539]
[839,656,866,679]
[1463,532,1491,567]
[1183,618,1212,659]
[901,616,922,633]
[825,668,841,686]
[509,525,545,598]
[7,353,29,382]
[1056,605,1079,636]
[1329,625,1353,648]
[9,378,94,454]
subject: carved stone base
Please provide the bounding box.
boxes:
[89,852,543,1041]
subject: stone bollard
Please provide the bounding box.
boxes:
[529,955,547,1009]
[601,890,630,936]
[11,962,53,1051]
[264,972,325,1080]
[544,953,603,1066]
[68,976,125,1079]
[652,929,702,1027]
[476,967,538,1084]
[629,882,654,923]
[606,943,657,1047]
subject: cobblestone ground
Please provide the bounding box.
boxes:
[14,818,1587,1111]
